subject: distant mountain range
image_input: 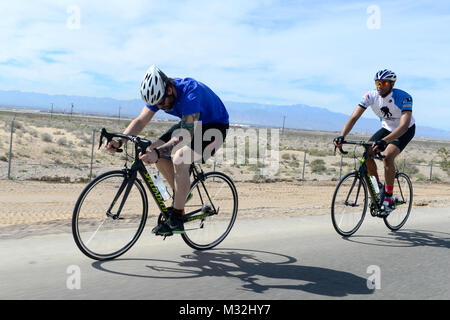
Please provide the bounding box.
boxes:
[1,89,449,139]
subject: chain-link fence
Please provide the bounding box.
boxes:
[1,111,449,184]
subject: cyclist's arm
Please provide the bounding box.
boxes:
[381,111,412,144]
[156,113,200,157]
[106,106,155,152]
[339,105,366,137]
[123,106,156,136]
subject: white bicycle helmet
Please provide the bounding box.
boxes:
[140,65,169,106]
[374,69,397,82]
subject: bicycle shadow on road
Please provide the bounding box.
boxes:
[343,229,450,248]
[92,248,373,298]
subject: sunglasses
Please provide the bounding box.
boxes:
[156,86,172,107]
[375,81,391,87]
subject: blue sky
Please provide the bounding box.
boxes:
[1,0,450,130]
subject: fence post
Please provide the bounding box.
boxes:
[302,150,307,180]
[429,160,433,181]
[7,115,16,180]
[89,129,95,180]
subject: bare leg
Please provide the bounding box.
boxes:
[366,158,378,178]
[383,144,401,187]
[155,158,175,190]
[172,146,194,211]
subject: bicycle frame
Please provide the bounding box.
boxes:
[100,128,217,222]
[336,141,384,212]
[358,150,382,209]
[106,154,168,221]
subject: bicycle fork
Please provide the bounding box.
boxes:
[345,175,363,207]
[106,170,137,220]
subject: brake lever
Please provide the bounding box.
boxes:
[98,128,123,152]
[334,145,348,155]
[98,128,106,150]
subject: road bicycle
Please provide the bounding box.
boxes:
[72,128,238,260]
[331,140,413,237]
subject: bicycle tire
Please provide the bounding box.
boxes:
[384,172,413,231]
[331,172,368,237]
[181,171,238,250]
[72,170,148,260]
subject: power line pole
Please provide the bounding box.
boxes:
[8,115,16,180]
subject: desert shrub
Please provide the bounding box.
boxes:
[308,149,327,157]
[41,133,53,142]
[28,128,39,137]
[310,159,326,173]
[431,174,442,182]
[289,160,300,168]
[43,146,62,155]
[14,121,24,130]
[437,147,450,176]
[403,162,419,175]
[57,137,68,146]
[415,174,427,182]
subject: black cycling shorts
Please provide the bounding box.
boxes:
[369,124,415,152]
[159,122,229,163]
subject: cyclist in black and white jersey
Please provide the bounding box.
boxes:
[334,69,416,215]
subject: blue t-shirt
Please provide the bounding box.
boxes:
[146,78,229,125]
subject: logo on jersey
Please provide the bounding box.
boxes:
[402,97,413,108]
[381,106,392,119]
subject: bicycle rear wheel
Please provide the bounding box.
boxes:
[331,172,368,237]
[72,170,148,260]
[182,171,238,250]
[384,172,413,231]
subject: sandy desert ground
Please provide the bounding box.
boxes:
[1,178,449,240]
[1,109,449,239]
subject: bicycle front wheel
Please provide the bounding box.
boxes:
[182,171,238,250]
[72,170,148,260]
[384,172,413,231]
[331,172,368,237]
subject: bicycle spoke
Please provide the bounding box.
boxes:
[85,218,108,245]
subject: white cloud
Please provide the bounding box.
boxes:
[0,0,449,129]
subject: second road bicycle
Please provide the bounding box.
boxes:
[331,140,413,237]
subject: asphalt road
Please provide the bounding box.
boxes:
[1,206,449,300]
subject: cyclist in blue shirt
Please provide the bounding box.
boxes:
[106,65,229,236]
